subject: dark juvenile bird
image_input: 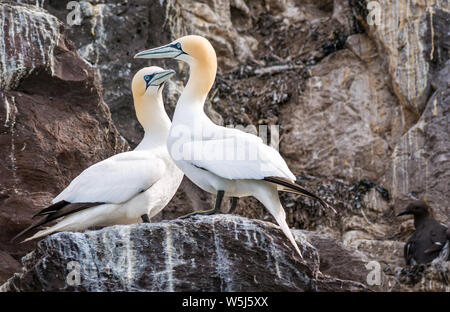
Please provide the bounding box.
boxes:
[397,200,449,265]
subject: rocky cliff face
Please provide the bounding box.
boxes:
[0,0,448,291]
[0,215,368,292]
[0,1,128,283]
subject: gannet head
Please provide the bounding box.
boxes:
[132,67,174,133]
[131,66,175,97]
[135,36,217,97]
[134,35,216,66]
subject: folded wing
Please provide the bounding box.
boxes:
[53,150,166,204]
[180,131,295,181]
[11,151,166,242]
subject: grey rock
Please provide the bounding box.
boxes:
[0,1,128,285]
[381,61,450,224]
[390,261,450,291]
[1,215,367,292]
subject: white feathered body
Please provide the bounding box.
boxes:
[26,139,183,241]
[168,98,295,196]
[20,66,185,242]
[167,96,303,257]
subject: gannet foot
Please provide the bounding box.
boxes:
[229,197,239,214]
[180,190,225,219]
[179,208,217,219]
[141,214,150,223]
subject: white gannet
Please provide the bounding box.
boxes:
[135,36,335,258]
[12,67,184,243]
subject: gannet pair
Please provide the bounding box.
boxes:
[135,35,334,258]
[13,67,184,242]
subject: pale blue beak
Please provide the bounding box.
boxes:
[135,44,181,59]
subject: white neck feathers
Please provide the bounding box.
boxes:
[133,92,171,149]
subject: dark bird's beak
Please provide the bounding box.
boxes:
[135,44,181,59]
[397,210,410,217]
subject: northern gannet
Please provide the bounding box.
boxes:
[135,36,334,258]
[397,201,450,264]
[12,67,184,243]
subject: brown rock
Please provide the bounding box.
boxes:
[301,231,371,286]
[29,0,174,147]
[0,251,21,284]
[0,2,128,284]
[171,0,258,70]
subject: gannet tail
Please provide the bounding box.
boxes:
[272,207,303,259]
[11,202,103,243]
[264,177,336,213]
[253,182,303,259]
[21,222,70,243]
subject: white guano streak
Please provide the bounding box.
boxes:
[164,224,174,291]
[0,4,60,90]
[4,95,19,194]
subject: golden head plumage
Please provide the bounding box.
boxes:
[135,35,217,98]
[131,66,174,131]
[131,66,175,98]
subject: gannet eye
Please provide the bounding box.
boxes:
[143,75,152,82]
[175,42,181,49]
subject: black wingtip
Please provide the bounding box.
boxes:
[10,229,27,244]
[10,224,39,244]
[32,211,54,219]
[264,176,337,213]
[10,215,52,244]
[323,201,337,214]
[32,211,42,219]
[12,201,103,243]
[31,200,70,219]
[316,197,337,214]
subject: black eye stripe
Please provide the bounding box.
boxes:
[170,42,185,54]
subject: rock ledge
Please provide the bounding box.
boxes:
[1,215,367,292]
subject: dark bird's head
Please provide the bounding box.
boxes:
[397,200,430,218]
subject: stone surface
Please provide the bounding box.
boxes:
[1,0,448,292]
[302,231,371,286]
[380,60,450,223]
[0,251,21,284]
[390,261,450,292]
[15,0,174,147]
[0,215,367,292]
[356,0,448,116]
[280,44,405,182]
[0,1,128,285]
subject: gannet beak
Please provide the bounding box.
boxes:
[149,69,176,87]
[135,43,182,59]
[397,210,410,217]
